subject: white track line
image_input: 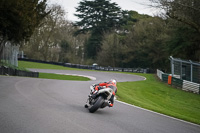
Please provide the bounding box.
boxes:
[116,100,200,127]
[56,73,96,81]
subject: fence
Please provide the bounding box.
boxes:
[0,42,19,67]
[0,42,39,78]
[170,56,200,84]
[157,69,200,94]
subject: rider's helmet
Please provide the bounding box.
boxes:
[110,79,117,85]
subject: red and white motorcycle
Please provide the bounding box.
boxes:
[85,85,114,113]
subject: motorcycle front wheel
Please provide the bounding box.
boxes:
[88,96,104,113]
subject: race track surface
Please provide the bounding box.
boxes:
[0,69,199,133]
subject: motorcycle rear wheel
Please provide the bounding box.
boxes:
[88,96,104,113]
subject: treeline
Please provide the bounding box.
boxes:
[1,0,199,72]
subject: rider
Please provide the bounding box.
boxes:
[91,79,117,107]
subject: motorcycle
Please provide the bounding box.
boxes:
[85,85,114,113]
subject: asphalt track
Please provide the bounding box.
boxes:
[0,69,200,133]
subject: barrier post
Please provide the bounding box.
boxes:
[168,75,172,85]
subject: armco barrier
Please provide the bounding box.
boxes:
[171,77,183,88]
[0,66,6,75]
[0,66,39,78]
[0,66,16,76]
[16,70,39,77]
[157,69,163,80]
[182,80,200,94]
[162,74,169,83]
[157,69,200,95]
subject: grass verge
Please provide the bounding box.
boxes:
[39,73,90,81]
[117,73,200,125]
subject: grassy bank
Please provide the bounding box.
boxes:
[18,60,80,70]
[117,73,200,125]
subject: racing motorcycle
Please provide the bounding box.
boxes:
[84,85,114,113]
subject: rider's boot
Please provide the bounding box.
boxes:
[84,104,89,108]
[108,100,113,107]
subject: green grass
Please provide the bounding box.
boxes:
[18,61,81,70]
[39,73,90,81]
[117,73,200,125]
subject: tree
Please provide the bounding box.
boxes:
[21,4,66,61]
[21,4,67,61]
[149,0,200,33]
[149,0,200,61]
[21,4,89,63]
[74,0,128,59]
[121,11,151,33]
[59,40,70,62]
[0,0,49,62]
[166,23,200,61]
[122,17,169,69]
[97,32,123,67]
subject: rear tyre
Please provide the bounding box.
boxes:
[88,96,104,113]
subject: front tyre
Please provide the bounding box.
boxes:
[88,96,104,113]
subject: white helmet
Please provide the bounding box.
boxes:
[111,79,117,85]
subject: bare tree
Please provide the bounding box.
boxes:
[21,4,89,63]
[21,4,66,61]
